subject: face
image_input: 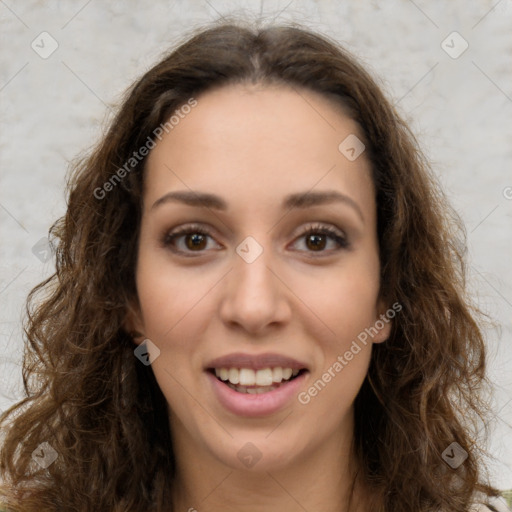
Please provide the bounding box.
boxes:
[127,82,391,474]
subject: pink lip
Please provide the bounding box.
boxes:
[206,370,308,417]
[205,352,309,371]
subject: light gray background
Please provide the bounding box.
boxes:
[1,0,511,490]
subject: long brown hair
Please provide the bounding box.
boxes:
[0,18,502,511]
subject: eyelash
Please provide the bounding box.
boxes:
[162,222,349,257]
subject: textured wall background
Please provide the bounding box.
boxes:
[1,0,511,490]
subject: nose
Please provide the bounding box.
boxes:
[219,240,292,335]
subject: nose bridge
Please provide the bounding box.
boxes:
[233,234,277,301]
[220,233,290,331]
[236,237,272,288]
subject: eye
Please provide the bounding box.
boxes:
[162,222,349,257]
[291,223,349,254]
[162,223,221,256]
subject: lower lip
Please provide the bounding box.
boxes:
[206,371,307,417]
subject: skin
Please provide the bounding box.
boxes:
[126,82,391,512]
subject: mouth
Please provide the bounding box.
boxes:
[204,352,310,416]
[207,366,308,394]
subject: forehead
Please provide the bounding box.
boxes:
[143,83,375,220]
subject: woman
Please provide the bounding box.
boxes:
[0,19,508,512]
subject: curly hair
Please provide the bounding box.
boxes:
[0,18,503,512]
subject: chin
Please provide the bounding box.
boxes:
[207,429,308,473]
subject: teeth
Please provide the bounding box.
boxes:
[272,367,283,382]
[228,367,239,384]
[255,368,273,386]
[214,366,301,386]
[226,383,278,394]
[239,368,256,386]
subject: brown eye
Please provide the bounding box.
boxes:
[162,224,222,256]
[291,224,349,254]
[305,233,327,251]
[184,233,208,250]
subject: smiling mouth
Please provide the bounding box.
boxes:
[207,367,308,394]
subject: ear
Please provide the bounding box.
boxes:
[372,298,393,344]
[123,300,146,346]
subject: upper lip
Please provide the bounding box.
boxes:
[205,352,309,371]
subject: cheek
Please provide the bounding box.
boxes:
[135,249,209,339]
[134,253,223,394]
[135,258,211,403]
[294,259,381,339]
[299,270,377,416]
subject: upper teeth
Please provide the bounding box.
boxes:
[214,367,300,386]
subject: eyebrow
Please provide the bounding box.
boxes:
[151,189,364,222]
